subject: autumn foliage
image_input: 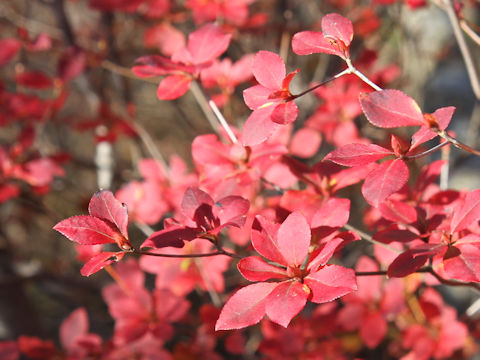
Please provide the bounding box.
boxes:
[2,0,480,359]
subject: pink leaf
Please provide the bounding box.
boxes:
[181,187,214,220]
[187,24,231,65]
[252,51,286,90]
[54,215,122,245]
[251,215,287,266]
[214,195,250,229]
[292,31,344,58]
[378,199,417,224]
[265,281,309,327]
[361,159,409,207]
[443,244,480,282]
[305,264,357,303]
[271,102,298,124]
[238,256,288,282]
[60,308,88,351]
[243,84,273,110]
[307,237,344,272]
[215,282,277,330]
[0,341,18,360]
[80,251,125,276]
[310,198,350,228]
[321,13,354,47]
[156,75,192,100]
[450,189,480,233]
[58,47,86,82]
[88,190,129,240]
[289,128,321,158]
[360,311,387,348]
[143,23,185,57]
[324,143,392,167]
[241,106,280,146]
[359,90,425,128]
[0,38,22,66]
[277,212,310,267]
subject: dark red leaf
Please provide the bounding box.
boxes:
[140,226,197,249]
[88,190,129,240]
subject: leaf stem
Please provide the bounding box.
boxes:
[404,141,450,160]
[343,223,402,254]
[291,68,351,99]
[345,58,383,91]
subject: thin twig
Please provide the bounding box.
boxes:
[135,248,242,259]
[442,0,480,99]
[404,141,450,160]
[291,68,351,99]
[346,58,383,91]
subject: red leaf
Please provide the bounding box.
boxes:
[265,281,309,327]
[53,215,122,245]
[360,311,387,348]
[359,90,425,128]
[156,75,192,100]
[143,23,185,57]
[252,51,285,90]
[243,84,273,110]
[60,308,88,351]
[237,256,288,282]
[305,264,357,303]
[361,159,409,207]
[378,199,417,224]
[187,23,231,65]
[58,47,86,82]
[140,226,197,249]
[213,195,250,229]
[181,187,214,220]
[0,341,18,360]
[324,143,392,167]
[289,128,321,158]
[443,244,480,282]
[310,198,350,228]
[411,106,455,149]
[16,71,52,89]
[292,31,345,58]
[387,251,428,278]
[0,38,22,66]
[321,13,354,47]
[307,237,344,272]
[251,215,287,266]
[80,251,125,276]
[450,189,480,233]
[215,282,277,330]
[271,102,298,124]
[241,106,280,146]
[277,211,310,267]
[88,190,129,240]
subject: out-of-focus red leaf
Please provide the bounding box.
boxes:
[0,341,18,360]
[58,47,86,82]
[60,308,88,351]
[16,71,53,89]
[443,244,480,282]
[289,128,321,158]
[0,38,22,66]
[156,75,192,100]
[360,311,387,348]
[143,23,185,57]
[187,23,231,65]
[310,198,350,228]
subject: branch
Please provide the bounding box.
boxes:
[134,248,242,259]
